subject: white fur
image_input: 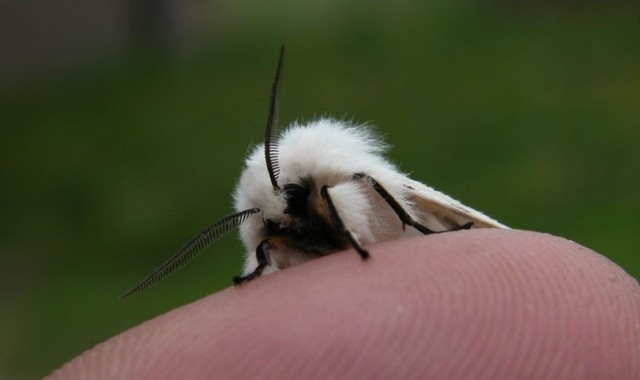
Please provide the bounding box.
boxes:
[233,118,507,275]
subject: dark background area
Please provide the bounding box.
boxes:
[1,1,638,378]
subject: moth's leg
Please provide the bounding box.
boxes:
[233,239,272,285]
[352,173,473,234]
[448,221,474,231]
[320,186,370,260]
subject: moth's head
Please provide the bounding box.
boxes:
[232,141,316,251]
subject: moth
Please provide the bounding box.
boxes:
[122,46,507,298]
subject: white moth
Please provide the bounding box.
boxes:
[122,46,507,297]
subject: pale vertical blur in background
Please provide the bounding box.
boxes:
[1,1,638,377]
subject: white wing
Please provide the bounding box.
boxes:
[403,178,509,230]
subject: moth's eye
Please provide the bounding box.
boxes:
[282,183,309,215]
[264,218,280,232]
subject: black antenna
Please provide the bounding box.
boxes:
[121,208,260,298]
[265,45,285,190]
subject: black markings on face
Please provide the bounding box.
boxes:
[263,182,348,255]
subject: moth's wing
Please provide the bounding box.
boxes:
[404,178,508,229]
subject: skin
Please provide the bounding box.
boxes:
[47,229,640,379]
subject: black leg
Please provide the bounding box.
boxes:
[320,186,370,260]
[233,239,272,285]
[453,222,474,231]
[353,173,474,234]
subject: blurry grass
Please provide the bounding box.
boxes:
[1,1,639,378]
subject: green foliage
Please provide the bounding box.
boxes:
[1,2,638,378]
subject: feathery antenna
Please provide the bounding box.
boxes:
[265,45,285,190]
[121,208,260,298]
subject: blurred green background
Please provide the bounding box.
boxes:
[1,1,638,378]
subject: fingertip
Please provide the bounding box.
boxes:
[47,230,640,380]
